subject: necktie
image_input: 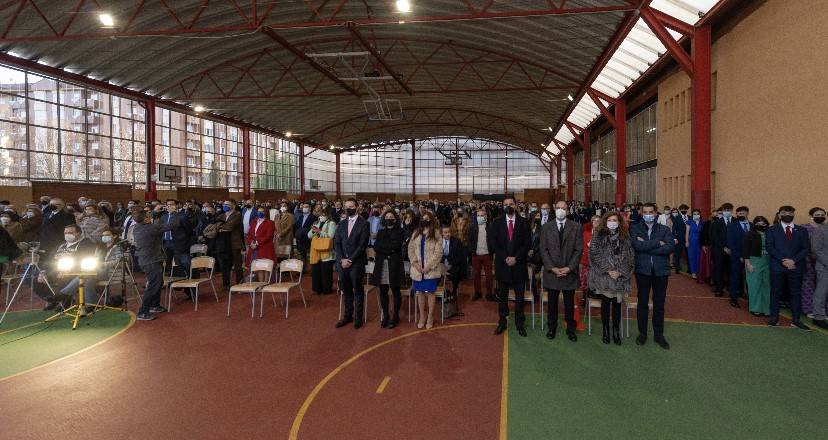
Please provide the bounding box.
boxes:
[785,225,792,240]
[347,218,355,237]
[558,222,563,233]
[164,214,172,240]
[444,240,449,255]
[742,223,748,232]
[508,219,514,241]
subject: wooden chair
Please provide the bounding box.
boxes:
[227,259,274,318]
[167,256,218,311]
[261,259,306,318]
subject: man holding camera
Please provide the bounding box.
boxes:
[132,205,179,321]
[35,224,98,311]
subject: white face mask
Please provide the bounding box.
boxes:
[280,206,288,213]
[319,216,327,223]
[101,235,113,243]
[607,221,619,230]
[541,209,549,216]
[64,234,77,243]
[302,208,310,214]
[0,217,10,225]
[477,216,486,225]
[555,208,567,220]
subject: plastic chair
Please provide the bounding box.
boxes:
[261,259,306,318]
[190,244,208,256]
[227,258,274,318]
[167,256,218,311]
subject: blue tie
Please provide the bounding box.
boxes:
[165,214,172,241]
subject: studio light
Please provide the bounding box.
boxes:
[80,257,99,272]
[57,257,75,272]
[99,13,115,27]
[396,0,411,13]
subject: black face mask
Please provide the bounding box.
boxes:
[384,219,395,227]
[815,217,826,224]
[737,215,747,222]
[420,220,431,228]
[754,224,768,232]
[680,210,688,215]
[346,208,356,217]
[780,215,794,224]
[504,206,515,215]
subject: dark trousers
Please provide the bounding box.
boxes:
[770,270,803,322]
[496,280,525,327]
[297,240,311,267]
[140,262,164,314]
[712,248,729,292]
[340,263,366,322]
[163,242,190,277]
[471,254,493,296]
[547,289,576,332]
[311,260,334,294]
[379,284,401,322]
[220,250,243,287]
[635,272,669,338]
[729,255,744,300]
[672,240,685,273]
[601,297,622,330]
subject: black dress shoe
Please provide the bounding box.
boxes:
[767,320,779,327]
[612,328,622,345]
[354,320,363,329]
[494,322,507,335]
[729,300,740,308]
[567,331,577,342]
[812,319,828,330]
[472,292,482,301]
[380,318,388,328]
[42,300,58,311]
[335,319,353,328]
[517,327,527,337]
[636,334,647,346]
[654,336,670,350]
[546,328,556,340]
[791,321,812,331]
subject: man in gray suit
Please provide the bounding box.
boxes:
[809,207,828,329]
[540,201,583,342]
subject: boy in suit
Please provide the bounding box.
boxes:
[490,197,531,336]
[766,205,811,330]
[725,205,750,307]
[334,198,370,329]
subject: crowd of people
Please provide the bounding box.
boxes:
[1,194,825,346]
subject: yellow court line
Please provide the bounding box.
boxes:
[499,328,509,440]
[289,322,496,440]
[0,321,45,336]
[0,311,136,384]
[375,376,391,394]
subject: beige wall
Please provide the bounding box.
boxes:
[657,0,828,219]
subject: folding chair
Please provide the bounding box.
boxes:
[624,293,651,337]
[227,259,274,318]
[261,259,306,318]
[276,244,292,259]
[167,256,218,311]
[190,244,208,257]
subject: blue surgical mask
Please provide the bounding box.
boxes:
[222,205,231,212]
[257,212,265,219]
[477,216,486,225]
[643,214,655,223]
[722,211,732,219]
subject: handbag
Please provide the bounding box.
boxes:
[311,236,333,252]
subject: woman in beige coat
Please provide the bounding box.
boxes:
[407,210,443,329]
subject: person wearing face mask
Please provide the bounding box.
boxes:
[276,203,295,255]
[579,215,601,308]
[630,203,675,349]
[710,203,733,297]
[240,199,256,238]
[589,213,634,345]
[697,208,716,285]
[742,216,771,317]
[19,205,42,244]
[725,206,751,308]
[539,203,551,226]
[309,207,337,296]
[0,218,21,281]
[765,205,811,330]
[39,198,76,257]
[685,209,703,279]
[467,208,493,301]
[77,203,109,243]
[34,224,98,311]
[366,204,382,246]
[800,208,826,318]
[540,200,583,342]
[132,207,181,320]
[490,197,531,336]
[807,207,828,329]
[370,210,405,328]
[0,212,23,244]
[334,199,370,329]
[245,206,276,283]
[217,200,244,289]
[407,211,443,329]
[657,205,671,226]
[294,203,317,267]
[96,229,126,307]
[670,204,689,274]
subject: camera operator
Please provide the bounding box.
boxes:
[35,224,98,312]
[96,229,126,307]
[132,205,179,321]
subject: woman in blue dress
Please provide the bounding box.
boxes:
[685,208,703,279]
[407,210,443,329]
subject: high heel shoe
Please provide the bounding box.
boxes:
[426,317,434,329]
[602,323,610,345]
[417,320,425,329]
[612,327,622,345]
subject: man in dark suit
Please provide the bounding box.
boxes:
[725,205,750,308]
[709,204,730,297]
[631,203,675,349]
[490,196,531,336]
[540,200,583,342]
[161,199,192,277]
[766,205,811,330]
[334,198,370,329]
[39,197,76,257]
[294,202,317,266]
[671,204,689,273]
[218,200,244,288]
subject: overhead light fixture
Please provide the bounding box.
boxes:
[396,0,411,13]
[98,13,115,27]
[567,94,574,102]
[193,105,205,113]
[285,131,293,138]
[547,127,554,131]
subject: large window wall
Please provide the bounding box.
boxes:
[591,131,617,203]
[0,63,146,187]
[250,131,298,192]
[626,103,657,203]
[305,148,336,193]
[342,147,411,194]
[155,108,241,190]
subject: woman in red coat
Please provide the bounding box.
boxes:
[246,206,277,282]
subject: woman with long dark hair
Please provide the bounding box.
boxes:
[588,212,635,345]
[371,210,406,328]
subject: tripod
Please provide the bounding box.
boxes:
[45,271,96,330]
[0,247,56,326]
[92,251,142,312]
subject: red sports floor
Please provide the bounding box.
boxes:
[0,272,789,439]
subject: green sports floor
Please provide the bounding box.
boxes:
[506,321,828,440]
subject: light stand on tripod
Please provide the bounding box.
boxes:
[44,255,99,330]
[0,244,57,326]
[92,243,142,312]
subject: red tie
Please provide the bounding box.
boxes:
[508,219,514,241]
[785,225,792,241]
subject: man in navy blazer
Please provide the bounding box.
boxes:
[630,203,675,349]
[765,205,811,330]
[725,206,751,308]
[334,198,370,329]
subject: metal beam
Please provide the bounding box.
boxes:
[640,7,694,77]
[260,27,360,97]
[347,23,414,96]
